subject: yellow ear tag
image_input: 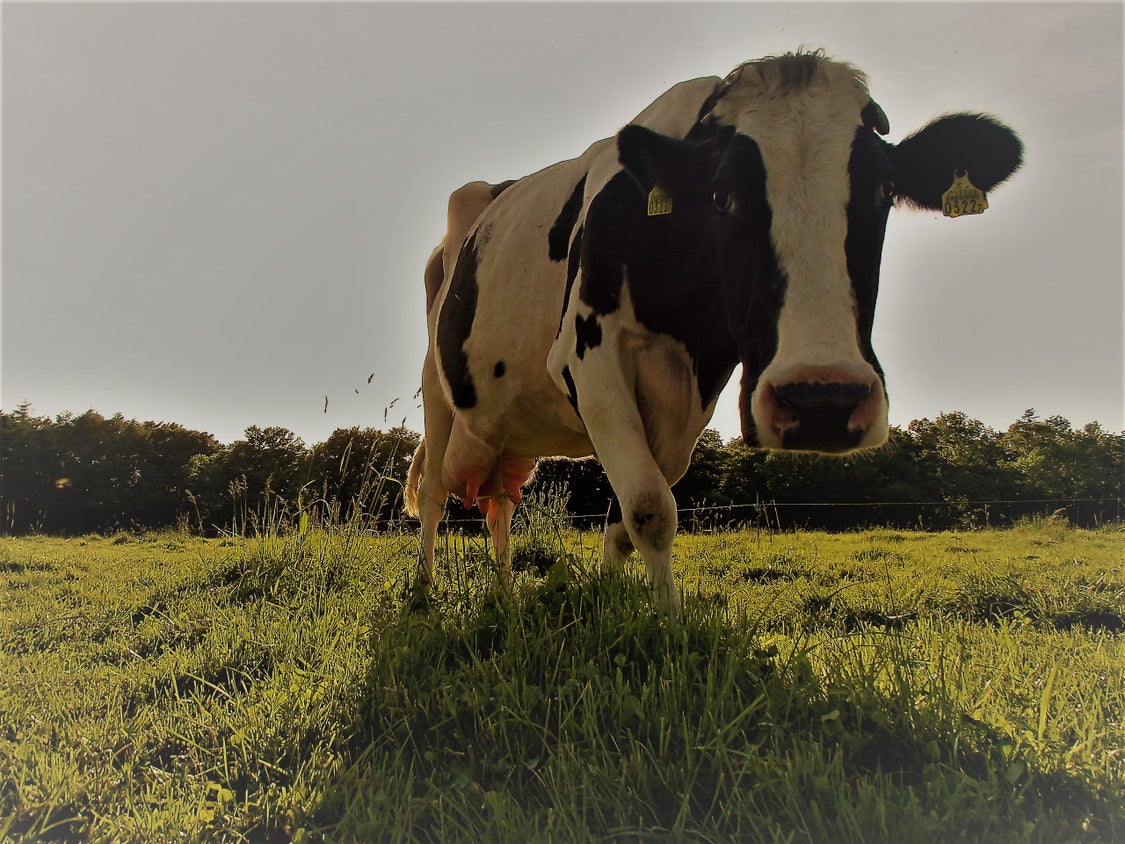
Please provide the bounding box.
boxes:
[941,170,989,218]
[647,184,674,216]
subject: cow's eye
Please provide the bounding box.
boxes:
[878,180,895,208]
[713,189,736,214]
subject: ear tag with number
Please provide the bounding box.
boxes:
[941,170,989,218]
[647,184,674,216]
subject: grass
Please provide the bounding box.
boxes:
[1,517,1122,842]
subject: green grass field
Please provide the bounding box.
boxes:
[1,517,1123,842]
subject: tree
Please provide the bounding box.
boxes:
[1,403,62,532]
[133,422,219,527]
[1001,410,1081,499]
[1000,411,1124,521]
[5,403,1120,535]
[674,429,732,510]
[524,457,613,528]
[1,405,217,533]
[185,426,308,533]
[307,426,420,525]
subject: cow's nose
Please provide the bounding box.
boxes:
[772,381,871,453]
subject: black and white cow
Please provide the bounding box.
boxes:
[404,51,1022,611]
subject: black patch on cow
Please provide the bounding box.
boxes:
[548,176,586,262]
[493,360,506,379]
[556,224,585,338]
[491,179,517,199]
[686,109,734,148]
[574,313,602,360]
[580,161,742,411]
[711,135,786,416]
[561,365,581,418]
[694,83,724,128]
[845,127,893,382]
[436,234,480,409]
[861,100,889,135]
[578,174,631,316]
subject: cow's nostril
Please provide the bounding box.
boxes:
[773,381,870,413]
[772,381,873,453]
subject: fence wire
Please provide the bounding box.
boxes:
[432,496,1122,528]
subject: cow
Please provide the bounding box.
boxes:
[404,50,1022,612]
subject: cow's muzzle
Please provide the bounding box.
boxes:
[747,368,888,454]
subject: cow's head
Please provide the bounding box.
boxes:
[616,53,1022,453]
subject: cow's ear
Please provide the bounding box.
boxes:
[891,113,1023,211]
[617,124,714,196]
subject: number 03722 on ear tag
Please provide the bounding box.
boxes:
[647,185,674,216]
[942,170,988,218]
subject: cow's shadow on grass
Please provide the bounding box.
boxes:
[312,560,1117,843]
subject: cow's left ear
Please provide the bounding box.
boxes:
[617,124,716,197]
[890,113,1023,211]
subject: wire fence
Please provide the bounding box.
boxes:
[433,496,1123,532]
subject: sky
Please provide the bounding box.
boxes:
[2,2,1122,447]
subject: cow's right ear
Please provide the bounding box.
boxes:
[891,113,1023,211]
[617,124,714,196]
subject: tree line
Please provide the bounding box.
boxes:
[1,402,1120,536]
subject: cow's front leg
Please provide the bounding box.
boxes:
[581,399,681,613]
[602,496,635,570]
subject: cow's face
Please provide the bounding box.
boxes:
[617,60,1022,454]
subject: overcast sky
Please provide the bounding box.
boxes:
[3,2,1122,447]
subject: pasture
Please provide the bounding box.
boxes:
[1,517,1123,842]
